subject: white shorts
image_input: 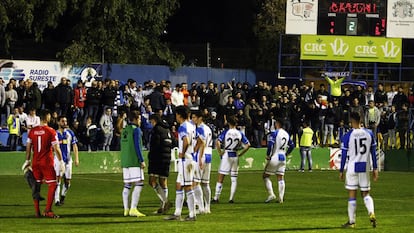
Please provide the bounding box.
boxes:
[194,162,211,184]
[54,159,73,179]
[264,153,286,176]
[123,167,144,183]
[176,159,196,186]
[218,152,239,177]
[345,171,371,191]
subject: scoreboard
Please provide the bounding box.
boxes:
[317,0,386,36]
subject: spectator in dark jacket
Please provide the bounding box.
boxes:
[86,81,102,123]
[42,81,56,112]
[55,77,73,117]
[101,80,117,111]
[148,85,165,112]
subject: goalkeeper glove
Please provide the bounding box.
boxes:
[22,160,30,171]
[59,160,66,175]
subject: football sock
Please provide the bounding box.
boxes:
[186,190,196,218]
[229,176,237,201]
[122,184,131,210]
[54,181,61,202]
[264,177,275,196]
[163,187,169,199]
[154,184,167,203]
[363,195,375,215]
[33,199,40,214]
[348,198,357,223]
[214,182,223,200]
[46,182,57,211]
[278,180,285,202]
[131,183,143,209]
[174,190,184,216]
[193,184,205,211]
[62,183,70,196]
[202,184,211,209]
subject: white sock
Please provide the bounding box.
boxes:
[202,184,211,211]
[186,190,196,218]
[264,177,275,196]
[278,180,285,202]
[62,183,70,196]
[174,190,184,216]
[348,198,357,223]
[131,184,143,209]
[229,176,237,201]
[54,181,61,202]
[122,186,131,210]
[214,182,223,200]
[154,184,167,203]
[163,187,169,199]
[363,195,375,215]
[193,185,205,211]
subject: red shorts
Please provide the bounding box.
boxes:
[32,163,57,183]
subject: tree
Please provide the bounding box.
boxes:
[253,0,286,71]
[0,0,184,67]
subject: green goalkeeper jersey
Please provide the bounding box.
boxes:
[120,123,144,168]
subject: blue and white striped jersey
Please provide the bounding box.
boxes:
[196,123,213,155]
[267,129,294,157]
[218,128,249,152]
[340,128,377,173]
[56,129,78,163]
[178,120,195,159]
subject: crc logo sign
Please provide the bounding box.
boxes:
[303,38,327,55]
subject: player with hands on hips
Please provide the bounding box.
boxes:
[263,118,294,204]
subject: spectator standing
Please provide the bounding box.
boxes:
[42,81,56,112]
[101,80,117,112]
[5,82,18,120]
[86,81,102,124]
[387,106,398,149]
[55,77,73,118]
[171,84,184,107]
[392,86,408,111]
[7,107,20,151]
[73,80,87,123]
[99,107,114,151]
[397,103,409,149]
[374,83,387,105]
[299,121,314,172]
[365,100,381,141]
[386,84,398,107]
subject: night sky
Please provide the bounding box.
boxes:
[165,0,258,48]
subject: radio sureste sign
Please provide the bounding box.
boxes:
[300,35,402,63]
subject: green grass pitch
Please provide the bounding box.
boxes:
[0,171,413,233]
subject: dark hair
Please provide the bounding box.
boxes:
[57,115,67,121]
[192,110,203,118]
[129,110,141,122]
[175,105,190,120]
[350,112,361,123]
[149,114,161,123]
[38,109,51,121]
[227,116,237,126]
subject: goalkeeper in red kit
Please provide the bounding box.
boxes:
[22,109,65,218]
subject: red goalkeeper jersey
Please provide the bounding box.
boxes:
[27,125,59,167]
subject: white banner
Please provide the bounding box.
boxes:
[0,60,101,90]
[387,0,414,38]
[285,0,318,35]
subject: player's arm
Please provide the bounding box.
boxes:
[72,143,79,166]
[286,138,295,155]
[133,128,145,168]
[237,132,250,157]
[216,139,223,157]
[179,135,189,159]
[196,137,206,168]
[22,141,32,170]
[339,133,350,180]
[370,133,378,181]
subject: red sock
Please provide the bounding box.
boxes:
[46,182,57,212]
[33,199,40,216]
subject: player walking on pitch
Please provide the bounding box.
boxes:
[22,109,65,218]
[263,118,294,204]
[121,110,146,217]
[340,112,378,228]
[54,116,80,206]
[212,116,250,203]
[164,105,197,221]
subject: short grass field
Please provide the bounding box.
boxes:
[0,171,413,233]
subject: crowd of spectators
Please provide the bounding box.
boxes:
[0,76,413,151]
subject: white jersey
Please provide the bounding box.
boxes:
[178,120,195,159]
[218,128,249,154]
[196,123,213,156]
[340,128,377,173]
[267,129,294,157]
